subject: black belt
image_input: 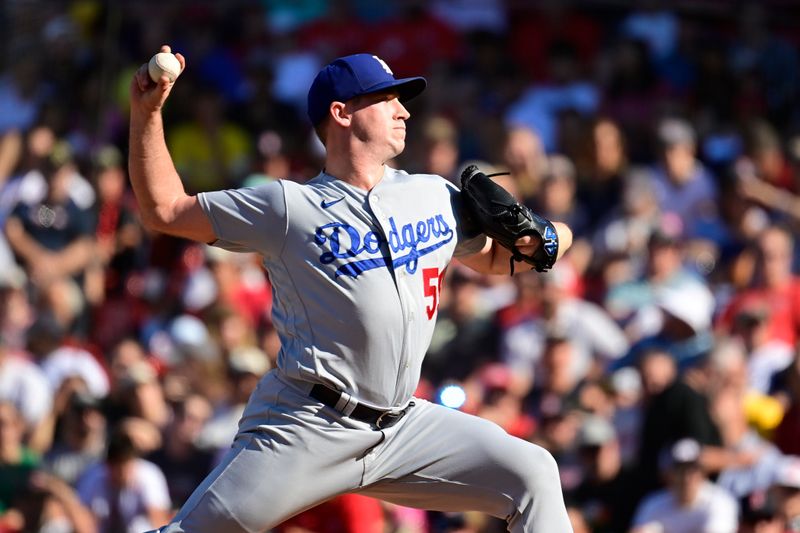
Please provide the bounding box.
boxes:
[310,384,412,429]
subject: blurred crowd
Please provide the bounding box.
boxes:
[0,0,799,532]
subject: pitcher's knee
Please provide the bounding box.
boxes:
[517,443,562,494]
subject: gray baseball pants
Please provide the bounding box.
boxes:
[152,371,572,532]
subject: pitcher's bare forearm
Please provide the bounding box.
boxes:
[128,111,186,227]
[128,45,215,243]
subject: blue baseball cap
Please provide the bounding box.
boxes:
[307,54,427,126]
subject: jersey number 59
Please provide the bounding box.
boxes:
[422,267,446,320]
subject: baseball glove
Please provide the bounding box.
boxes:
[459,164,559,275]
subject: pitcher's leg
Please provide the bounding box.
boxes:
[157,430,365,533]
[155,374,384,533]
[359,400,572,532]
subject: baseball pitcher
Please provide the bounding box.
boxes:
[132,47,574,532]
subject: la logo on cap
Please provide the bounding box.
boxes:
[373,55,393,75]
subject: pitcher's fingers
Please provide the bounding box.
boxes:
[514,235,537,247]
[158,76,172,91]
[135,64,151,91]
[160,44,171,54]
[175,52,186,71]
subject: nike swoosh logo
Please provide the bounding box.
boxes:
[321,197,344,209]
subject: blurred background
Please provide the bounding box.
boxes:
[0,1,800,532]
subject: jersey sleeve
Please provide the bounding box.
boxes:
[197,181,287,258]
[446,181,487,258]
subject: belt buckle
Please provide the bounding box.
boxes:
[375,409,405,429]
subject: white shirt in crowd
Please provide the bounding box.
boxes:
[78,458,171,533]
[0,352,53,426]
[501,297,629,381]
[632,480,738,533]
[748,340,793,394]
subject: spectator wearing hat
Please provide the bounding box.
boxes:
[524,329,588,422]
[590,167,663,266]
[604,214,710,336]
[568,414,640,533]
[613,277,716,371]
[607,367,643,463]
[631,438,738,533]
[145,314,225,410]
[707,340,784,499]
[649,117,719,237]
[4,140,95,287]
[43,391,106,487]
[735,121,800,226]
[242,130,295,187]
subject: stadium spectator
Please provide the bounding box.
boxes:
[568,415,640,533]
[634,349,723,494]
[77,426,170,533]
[718,224,800,347]
[0,334,52,440]
[577,118,628,227]
[4,142,95,287]
[43,390,106,488]
[147,393,213,509]
[649,118,719,238]
[631,438,738,533]
[502,262,628,389]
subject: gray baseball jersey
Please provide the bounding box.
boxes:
[198,166,484,409]
[155,166,573,533]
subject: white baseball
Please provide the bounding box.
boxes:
[148,52,181,83]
